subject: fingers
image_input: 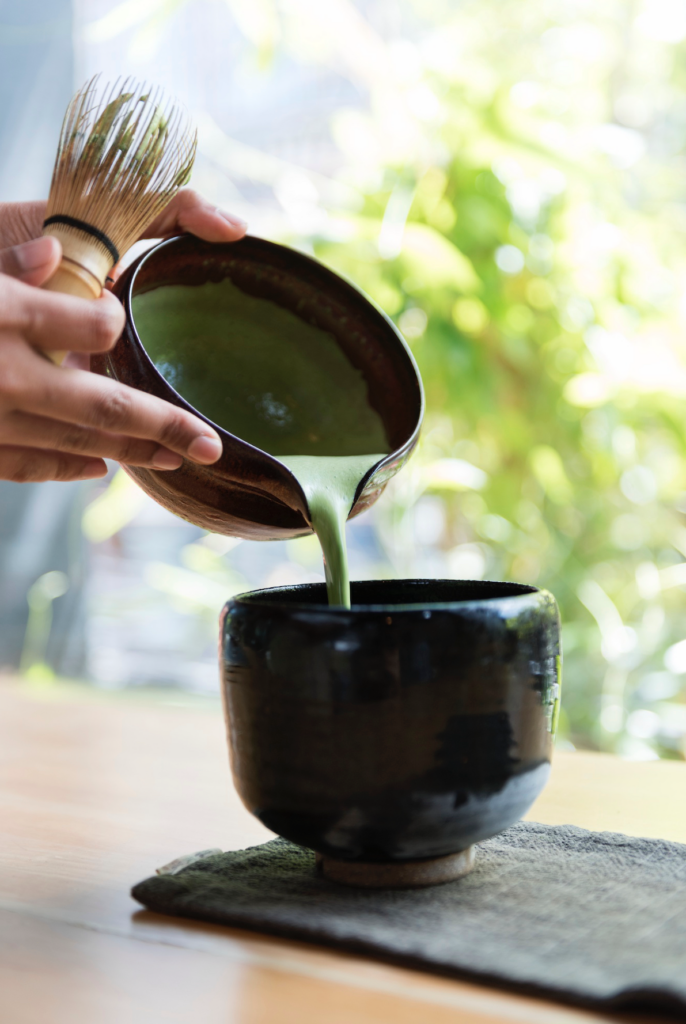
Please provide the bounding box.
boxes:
[3,410,184,470]
[0,274,125,353]
[0,236,62,286]
[9,346,222,465]
[106,189,247,284]
[0,201,47,250]
[0,445,106,483]
[142,189,247,242]
[0,195,246,249]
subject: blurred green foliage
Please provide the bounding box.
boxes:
[83,0,686,757]
[302,0,686,759]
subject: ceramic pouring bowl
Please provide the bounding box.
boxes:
[220,579,561,888]
[92,234,423,540]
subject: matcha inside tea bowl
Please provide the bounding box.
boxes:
[93,233,423,593]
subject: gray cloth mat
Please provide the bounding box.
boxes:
[132,821,686,1016]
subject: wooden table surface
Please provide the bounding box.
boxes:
[1,678,684,1024]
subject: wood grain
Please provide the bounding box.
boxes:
[0,677,681,1023]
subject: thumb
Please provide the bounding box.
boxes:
[0,236,62,286]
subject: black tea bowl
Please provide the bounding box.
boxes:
[220,579,561,888]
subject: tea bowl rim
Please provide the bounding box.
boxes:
[221,578,553,617]
[122,233,425,517]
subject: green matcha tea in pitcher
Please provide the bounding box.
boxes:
[132,278,388,607]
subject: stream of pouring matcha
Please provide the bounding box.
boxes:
[132,279,389,607]
[279,454,383,607]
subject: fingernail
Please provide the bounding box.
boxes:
[152,449,183,471]
[16,236,58,271]
[187,435,223,464]
[83,459,108,478]
[219,210,248,230]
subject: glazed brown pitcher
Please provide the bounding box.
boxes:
[92,234,423,540]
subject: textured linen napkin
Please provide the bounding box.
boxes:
[132,821,686,1015]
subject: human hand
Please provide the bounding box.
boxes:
[0,189,246,255]
[0,191,246,482]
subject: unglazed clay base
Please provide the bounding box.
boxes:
[316,846,475,889]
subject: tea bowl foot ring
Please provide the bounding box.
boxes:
[316,846,475,889]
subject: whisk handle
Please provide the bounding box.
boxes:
[43,265,99,299]
[41,225,109,365]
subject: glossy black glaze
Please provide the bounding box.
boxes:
[220,579,561,863]
[92,234,423,540]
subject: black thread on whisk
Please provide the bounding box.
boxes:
[43,215,120,264]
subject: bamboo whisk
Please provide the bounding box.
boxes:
[42,75,197,364]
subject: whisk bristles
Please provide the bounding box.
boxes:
[43,75,197,301]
